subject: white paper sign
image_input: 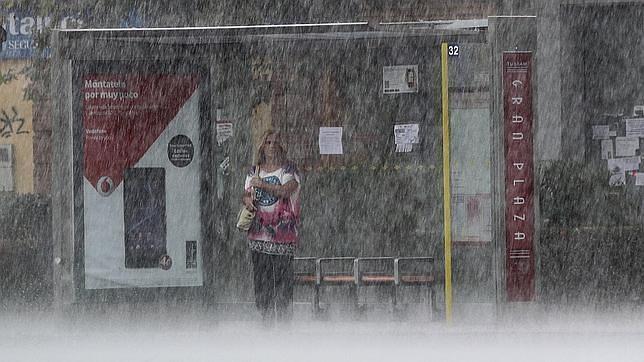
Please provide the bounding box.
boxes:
[592,125,610,140]
[608,158,626,187]
[394,124,419,144]
[615,137,639,157]
[608,156,640,175]
[620,156,641,171]
[636,172,644,186]
[607,158,641,187]
[394,124,419,153]
[318,127,343,155]
[634,106,644,117]
[216,123,233,145]
[601,139,614,159]
[609,171,626,186]
[396,144,413,153]
[625,118,644,138]
[383,65,419,94]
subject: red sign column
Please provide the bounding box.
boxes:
[503,52,535,302]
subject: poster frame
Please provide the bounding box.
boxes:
[70,59,212,302]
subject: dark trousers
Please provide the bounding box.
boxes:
[251,251,294,322]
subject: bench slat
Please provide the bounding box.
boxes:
[361,275,395,284]
[294,275,317,284]
[322,275,355,284]
[399,275,434,284]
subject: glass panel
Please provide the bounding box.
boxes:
[448,42,495,304]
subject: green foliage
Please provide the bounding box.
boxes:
[539,160,640,227]
[539,161,644,306]
[0,193,52,306]
[540,226,644,305]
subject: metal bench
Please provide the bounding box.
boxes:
[294,257,357,315]
[354,257,396,312]
[318,257,358,313]
[293,257,320,313]
[395,257,435,318]
[294,256,435,318]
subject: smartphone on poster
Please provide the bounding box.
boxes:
[123,167,167,268]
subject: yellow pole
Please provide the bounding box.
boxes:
[441,42,453,324]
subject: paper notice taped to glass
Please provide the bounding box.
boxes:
[609,169,626,187]
[394,124,419,153]
[601,139,614,159]
[216,123,233,145]
[396,144,413,152]
[383,65,419,94]
[615,137,639,157]
[608,156,640,172]
[625,118,644,137]
[636,172,644,186]
[608,157,640,186]
[319,127,343,155]
[592,125,610,140]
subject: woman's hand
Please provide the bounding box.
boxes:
[242,193,256,212]
[249,177,263,188]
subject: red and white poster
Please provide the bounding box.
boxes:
[503,52,535,302]
[82,73,203,289]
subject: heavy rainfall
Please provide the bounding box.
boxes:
[2,1,644,361]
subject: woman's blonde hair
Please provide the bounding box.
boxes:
[255,129,286,166]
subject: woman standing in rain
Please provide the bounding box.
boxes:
[242,129,301,324]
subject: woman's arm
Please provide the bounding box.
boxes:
[242,190,256,211]
[250,178,299,198]
[243,168,257,211]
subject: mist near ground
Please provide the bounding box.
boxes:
[2,307,644,362]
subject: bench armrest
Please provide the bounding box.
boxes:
[294,257,319,284]
[355,257,395,285]
[318,257,356,285]
[394,257,434,285]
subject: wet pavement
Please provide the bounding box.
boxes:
[2,308,644,362]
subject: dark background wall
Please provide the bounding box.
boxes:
[210,35,447,303]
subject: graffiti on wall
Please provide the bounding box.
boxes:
[0,69,18,86]
[0,106,28,138]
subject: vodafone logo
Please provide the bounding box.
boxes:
[96,176,114,196]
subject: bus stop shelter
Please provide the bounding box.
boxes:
[50,18,537,322]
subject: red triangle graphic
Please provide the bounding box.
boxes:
[83,74,199,193]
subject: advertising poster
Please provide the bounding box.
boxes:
[82,73,202,289]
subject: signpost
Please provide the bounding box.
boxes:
[503,52,535,302]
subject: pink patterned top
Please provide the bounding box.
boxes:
[244,162,301,255]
